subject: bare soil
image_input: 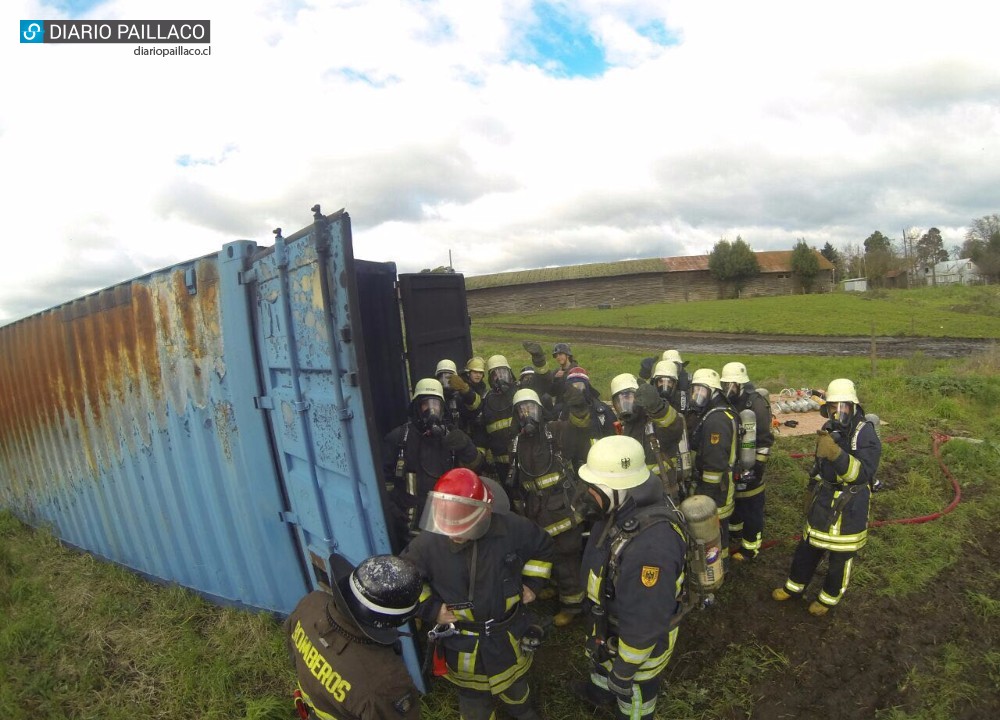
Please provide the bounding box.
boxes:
[529,516,1000,720]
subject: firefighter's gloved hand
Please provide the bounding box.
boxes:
[634,383,665,416]
[638,356,656,380]
[449,373,471,395]
[606,673,634,704]
[522,341,546,368]
[444,428,472,452]
[519,624,545,654]
[564,385,588,414]
[815,431,842,461]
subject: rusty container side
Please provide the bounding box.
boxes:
[0,243,308,614]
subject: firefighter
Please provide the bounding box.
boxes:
[609,372,686,502]
[720,361,775,561]
[467,354,519,482]
[509,385,591,626]
[688,368,738,564]
[557,367,616,445]
[450,357,488,457]
[284,553,423,720]
[435,359,463,428]
[575,435,687,719]
[402,468,554,720]
[462,356,488,398]
[650,360,694,491]
[773,378,881,615]
[383,378,482,545]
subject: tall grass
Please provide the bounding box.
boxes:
[479,284,1000,338]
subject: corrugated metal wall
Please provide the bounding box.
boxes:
[0,243,309,614]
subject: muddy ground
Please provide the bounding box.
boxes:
[524,480,999,720]
[484,324,995,359]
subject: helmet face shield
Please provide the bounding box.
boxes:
[436,370,454,385]
[690,384,712,410]
[723,381,741,400]
[515,400,542,427]
[489,366,514,391]
[829,401,854,429]
[420,490,492,541]
[655,376,677,398]
[612,389,636,419]
[419,397,444,421]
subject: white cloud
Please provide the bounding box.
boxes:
[2,0,999,322]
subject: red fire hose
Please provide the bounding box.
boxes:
[760,432,961,551]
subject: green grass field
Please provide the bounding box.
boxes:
[479,284,1000,338]
[2,294,1000,719]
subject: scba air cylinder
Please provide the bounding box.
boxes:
[679,494,724,592]
[739,409,757,472]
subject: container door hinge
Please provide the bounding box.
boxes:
[278,511,299,526]
[254,396,274,410]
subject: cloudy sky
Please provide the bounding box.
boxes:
[2,0,998,324]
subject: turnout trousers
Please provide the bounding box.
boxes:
[457,675,539,720]
[783,540,857,608]
[729,489,765,558]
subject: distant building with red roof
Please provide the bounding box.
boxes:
[464,250,834,316]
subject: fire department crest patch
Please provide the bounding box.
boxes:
[710,433,721,445]
[641,565,659,587]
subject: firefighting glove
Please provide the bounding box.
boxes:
[443,428,471,452]
[606,673,634,704]
[638,356,656,380]
[448,373,471,395]
[634,383,665,417]
[563,385,588,414]
[815,431,842,462]
[522,341,546,368]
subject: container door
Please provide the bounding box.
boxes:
[245,208,423,687]
[398,272,472,386]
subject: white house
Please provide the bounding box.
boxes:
[924,259,981,286]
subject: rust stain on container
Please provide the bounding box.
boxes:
[0,259,223,489]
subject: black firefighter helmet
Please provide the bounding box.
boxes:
[328,553,422,644]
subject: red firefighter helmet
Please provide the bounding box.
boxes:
[420,468,494,540]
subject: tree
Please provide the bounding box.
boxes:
[860,231,899,288]
[820,242,841,274]
[964,213,1000,282]
[863,231,892,254]
[790,239,821,293]
[840,242,864,278]
[708,236,760,298]
[917,228,949,284]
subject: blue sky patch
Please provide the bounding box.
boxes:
[45,0,105,18]
[175,145,237,168]
[513,2,607,78]
[635,20,679,47]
